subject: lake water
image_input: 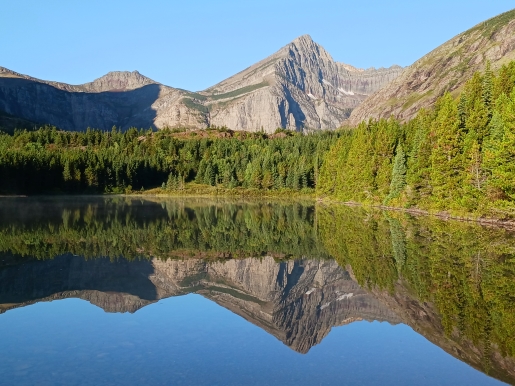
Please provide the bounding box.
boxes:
[0,197,513,385]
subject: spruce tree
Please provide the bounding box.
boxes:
[482,61,493,118]
[385,144,407,204]
[406,112,433,206]
[429,93,464,209]
[483,90,515,200]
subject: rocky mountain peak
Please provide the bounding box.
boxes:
[0,35,403,132]
[287,34,333,62]
[81,70,159,92]
[292,34,314,44]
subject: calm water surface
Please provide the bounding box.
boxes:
[0,197,513,385]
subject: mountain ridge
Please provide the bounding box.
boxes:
[348,8,515,125]
[0,35,402,133]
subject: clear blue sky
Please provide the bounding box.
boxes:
[1,0,513,91]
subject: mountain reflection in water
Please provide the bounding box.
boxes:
[0,197,515,384]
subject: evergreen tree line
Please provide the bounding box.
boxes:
[0,126,337,194]
[318,62,515,218]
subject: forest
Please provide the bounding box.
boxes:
[0,127,337,195]
[318,61,515,218]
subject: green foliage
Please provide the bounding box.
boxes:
[208,82,269,101]
[429,93,464,209]
[0,127,338,195]
[318,61,515,218]
[385,144,407,204]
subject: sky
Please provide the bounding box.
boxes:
[1,1,514,91]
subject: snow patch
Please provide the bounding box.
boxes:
[320,302,331,310]
[338,88,355,96]
[337,293,354,301]
[307,93,317,100]
[322,79,333,87]
[305,288,316,295]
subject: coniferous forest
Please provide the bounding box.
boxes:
[2,62,515,218]
[318,61,515,218]
[0,128,337,195]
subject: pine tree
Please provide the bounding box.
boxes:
[373,119,399,201]
[482,61,493,118]
[483,90,515,201]
[385,144,407,204]
[406,112,433,206]
[342,121,376,201]
[204,163,215,186]
[429,93,464,209]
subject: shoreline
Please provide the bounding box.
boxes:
[3,191,515,229]
[316,198,515,229]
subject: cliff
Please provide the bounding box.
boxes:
[200,35,402,131]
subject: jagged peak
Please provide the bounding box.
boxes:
[291,34,314,44]
[288,34,324,52]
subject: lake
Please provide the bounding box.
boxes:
[0,197,513,385]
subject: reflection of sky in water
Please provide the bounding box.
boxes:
[0,295,503,386]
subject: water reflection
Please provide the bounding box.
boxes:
[0,197,327,260]
[1,197,515,384]
[1,254,400,354]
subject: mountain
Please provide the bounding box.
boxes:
[348,9,515,126]
[197,35,402,131]
[0,36,402,133]
[0,67,205,132]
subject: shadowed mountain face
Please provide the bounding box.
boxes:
[0,35,402,133]
[0,70,199,132]
[0,254,400,354]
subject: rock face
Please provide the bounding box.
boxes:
[0,35,402,133]
[0,255,400,353]
[200,35,402,132]
[348,9,515,126]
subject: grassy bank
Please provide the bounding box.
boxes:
[135,183,316,199]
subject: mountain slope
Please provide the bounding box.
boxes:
[0,36,402,133]
[348,9,515,125]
